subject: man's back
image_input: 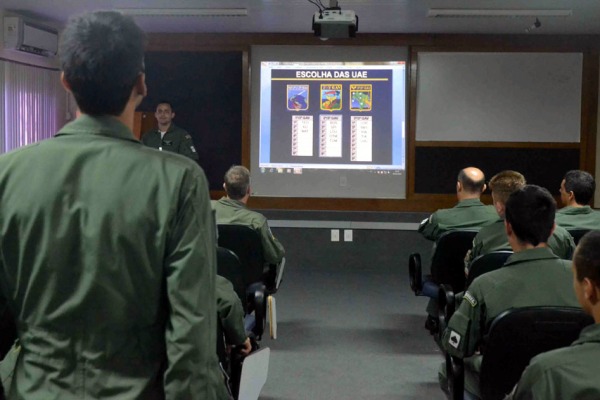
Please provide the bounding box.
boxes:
[419,199,497,241]
[213,197,284,264]
[469,220,575,262]
[444,248,579,359]
[0,116,221,399]
[509,323,600,399]
[555,205,600,230]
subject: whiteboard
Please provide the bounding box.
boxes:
[416,52,582,142]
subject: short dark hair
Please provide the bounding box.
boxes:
[224,166,250,200]
[505,185,556,246]
[574,231,600,287]
[489,170,526,205]
[564,170,595,205]
[59,11,146,116]
[156,101,174,112]
[457,169,486,193]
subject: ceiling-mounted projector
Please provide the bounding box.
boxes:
[312,9,358,39]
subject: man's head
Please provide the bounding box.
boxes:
[489,170,526,217]
[224,166,251,201]
[560,170,595,207]
[573,231,600,317]
[155,101,175,128]
[59,11,146,116]
[456,167,486,200]
[505,185,556,248]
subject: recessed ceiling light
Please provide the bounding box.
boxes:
[428,9,572,18]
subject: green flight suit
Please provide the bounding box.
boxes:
[212,197,285,265]
[508,323,600,400]
[0,115,227,399]
[465,219,576,269]
[141,123,199,161]
[441,248,580,397]
[555,205,600,231]
[418,198,498,241]
[216,276,246,346]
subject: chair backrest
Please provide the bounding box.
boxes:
[480,306,593,400]
[217,247,248,312]
[218,224,265,288]
[430,229,479,293]
[466,250,513,288]
[567,228,590,246]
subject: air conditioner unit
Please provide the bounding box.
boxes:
[3,16,58,57]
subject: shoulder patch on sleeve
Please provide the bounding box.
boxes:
[185,134,192,139]
[449,330,461,349]
[463,291,478,307]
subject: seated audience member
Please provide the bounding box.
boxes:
[213,165,285,265]
[555,170,600,230]
[507,230,600,400]
[217,275,251,356]
[465,170,525,267]
[465,172,575,271]
[418,167,498,241]
[440,185,580,398]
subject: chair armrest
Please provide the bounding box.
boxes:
[275,257,285,291]
[438,284,455,334]
[247,282,267,340]
[408,253,423,295]
[447,354,464,400]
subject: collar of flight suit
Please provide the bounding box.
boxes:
[454,198,485,208]
[558,205,594,215]
[503,247,559,267]
[218,196,247,209]
[55,114,140,144]
[573,323,600,345]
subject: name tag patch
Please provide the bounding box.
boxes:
[464,291,478,307]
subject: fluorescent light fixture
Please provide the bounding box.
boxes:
[116,8,248,17]
[428,9,572,18]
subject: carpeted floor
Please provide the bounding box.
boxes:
[257,228,446,399]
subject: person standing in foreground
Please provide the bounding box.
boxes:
[0,11,226,399]
[507,230,600,399]
[141,101,199,161]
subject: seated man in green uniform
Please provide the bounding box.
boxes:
[419,167,498,241]
[141,100,199,161]
[440,185,580,398]
[0,11,227,399]
[212,165,285,266]
[217,275,252,357]
[507,230,600,400]
[556,169,600,230]
[465,171,575,272]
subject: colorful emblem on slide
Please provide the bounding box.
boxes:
[287,85,309,111]
[350,84,372,111]
[320,84,342,111]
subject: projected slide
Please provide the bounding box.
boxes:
[250,46,407,199]
[259,62,405,172]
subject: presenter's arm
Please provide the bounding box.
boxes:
[163,167,217,398]
[179,133,199,161]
